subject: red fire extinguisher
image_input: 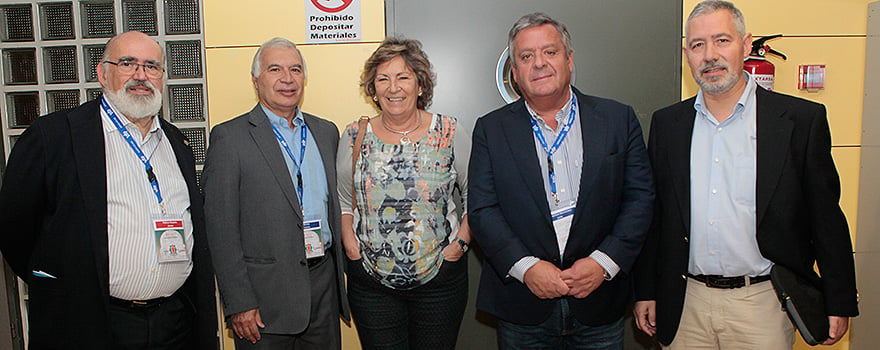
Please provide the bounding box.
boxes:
[744,34,787,91]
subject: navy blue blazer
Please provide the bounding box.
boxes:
[468,87,654,325]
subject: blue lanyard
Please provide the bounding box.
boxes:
[270,121,307,201]
[101,97,164,211]
[529,95,578,204]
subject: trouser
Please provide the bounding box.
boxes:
[108,292,194,350]
[496,299,624,350]
[665,277,794,350]
[233,254,341,350]
[346,255,468,350]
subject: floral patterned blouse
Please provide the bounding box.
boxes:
[337,114,470,289]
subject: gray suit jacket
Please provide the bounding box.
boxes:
[203,104,350,335]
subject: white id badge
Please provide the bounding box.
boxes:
[154,219,189,263]
[303,219,325,259]
[551,205,576,256]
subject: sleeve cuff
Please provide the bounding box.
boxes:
[508,256,541,283]
[590,250,620,280]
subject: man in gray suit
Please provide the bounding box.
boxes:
[203,37,349,350]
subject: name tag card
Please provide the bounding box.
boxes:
[154,219,189,263]
[303,219,325,259]
[551,205,575,256]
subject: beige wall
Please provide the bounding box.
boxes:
[201,0,870,349]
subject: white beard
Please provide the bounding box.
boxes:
[103,79,163,120]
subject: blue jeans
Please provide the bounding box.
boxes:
[497,299,624,350]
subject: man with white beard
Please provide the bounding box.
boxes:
[0,31,218,349]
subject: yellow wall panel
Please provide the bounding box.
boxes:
[206,43,381,129]
[204,0,386,47]
[205,47,258,127]
[680,37,865,146]
[298,43,384,127]
[796,334,848,350]
[683,0,871,36]
[771,38,865,146]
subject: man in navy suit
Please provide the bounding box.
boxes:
[468,13,654,349]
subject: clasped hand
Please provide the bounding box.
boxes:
[523,257,606,299]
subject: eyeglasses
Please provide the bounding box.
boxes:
[103,60,164,78]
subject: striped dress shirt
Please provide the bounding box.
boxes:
[102,99,193,300]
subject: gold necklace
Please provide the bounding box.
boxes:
[381,113,422,144]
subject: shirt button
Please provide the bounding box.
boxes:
[709,220,715,225]
[557,160,563,165]
[151,268,157,273]
[717,127,723,132]
[712,188,718,194]
[714,157,720,163]
[560,188,566,193]
[710,251,716,256]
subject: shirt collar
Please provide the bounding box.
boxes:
[525,87,575,128]
[100,96,161,136]
[262,104,304,130]
[693,71,757,124]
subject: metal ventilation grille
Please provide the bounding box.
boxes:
[123,0,156,35]
[1,5,34,42]
[44,46,78,83]
[83,45,104,82]
[7,92,40,128]
[3,48,37,85]
[165,0,199,34]
[87,88,103,100]
[166,40,202,79]
[40,3,74,40]
[81,1,115,38]
[180,127,206,164]
[168,84,204,122]
[47,90,80,112]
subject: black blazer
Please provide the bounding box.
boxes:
[634,87,859,345]
[468,88,654,325]
[0,99,218,349]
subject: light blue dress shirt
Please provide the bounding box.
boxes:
[689,72,771,277]
[508,88,620,281]
[263,105,332,248]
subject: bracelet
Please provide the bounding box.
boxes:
[454,237,469,253]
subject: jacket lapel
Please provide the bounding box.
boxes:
[572,91,606,218]
[755,89,792,225]
[159,119,199,204]
[303,113,335,195]
[669,101,696,234]
[247,106,304,219]
[68,100,110,295]
[500,100,553,225]
[303,113,337,233]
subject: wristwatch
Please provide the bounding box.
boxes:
[454,238,469,253]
